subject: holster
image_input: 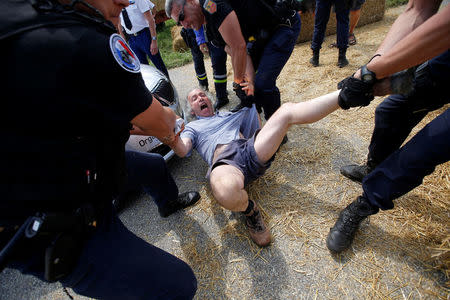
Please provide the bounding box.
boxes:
[0,204,97,282]
[45,232,84,282]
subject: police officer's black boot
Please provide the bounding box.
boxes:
[158,191,201,218]
[326,196,379,253]
[214,82,229,110]
[340,157,377,183]
[214,96,229,110]
[199,79,209,91]
[337,47,349,68]
[309,49,320,67]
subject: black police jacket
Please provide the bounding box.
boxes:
[1,1,153,225]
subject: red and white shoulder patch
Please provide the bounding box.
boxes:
[109,34,140,73]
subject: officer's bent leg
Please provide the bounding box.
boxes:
[61,206,197,299]
[362,108,450,210]
[125,150,178,211]
[368,94,436,164]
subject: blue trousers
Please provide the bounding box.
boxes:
[361,52,450,210]
[185,29,228,99]
[123,150,178,212]
[363,108,450,210]
[59,204,197,299]
[311,0,349,50]
[367,51,450,166]
[254,13,301,120]
[128,29,170,78]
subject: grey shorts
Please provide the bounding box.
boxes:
[208,130,275,186]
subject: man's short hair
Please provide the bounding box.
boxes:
[165,0,184,18]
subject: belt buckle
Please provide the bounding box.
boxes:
[133,32,138,36]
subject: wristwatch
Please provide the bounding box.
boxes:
[151,36,157,41]
[360,65,377,85]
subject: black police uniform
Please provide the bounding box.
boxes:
[200,0,301,119]
[362,50,450,210]
[1,2,196,299]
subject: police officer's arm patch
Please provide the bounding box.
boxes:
[203,0,217,14]
[109,34,140,73]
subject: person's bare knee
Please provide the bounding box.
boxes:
[270,102,295,125]
[210,165,247,211]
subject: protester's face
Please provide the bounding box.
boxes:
[84,0,129,26]
[171,0,204,30]
[188,89,214,117]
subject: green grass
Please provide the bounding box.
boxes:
[156,19,193,69]
[386,0,408,8]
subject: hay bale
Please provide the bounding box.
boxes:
[152,0,165,13]
[297,0,385,43]
[171,26,188,52]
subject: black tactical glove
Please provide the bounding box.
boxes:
[338,76,374,110]
[337,75,352,90]
[233,81,247,102]
[231,82,254,112]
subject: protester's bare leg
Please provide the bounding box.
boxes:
[349,9,361,35]
[210,164,248,211]
[254,90,340,162]
[210,163,271,246]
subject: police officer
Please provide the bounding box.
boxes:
[1,0,197,298]
[310,0,350,68]
[180,26,229,110]
[326,0,450,253]
[165,0,301,120]
[118,0,171,78]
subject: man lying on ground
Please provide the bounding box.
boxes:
[170,87,343,246]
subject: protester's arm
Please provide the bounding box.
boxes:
[143,9,159,55]
[131,96,177,145]
[170,136,193,158]
[218,11,247,84]
[368,3,450,79]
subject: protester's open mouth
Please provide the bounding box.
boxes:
[200,104,208,110]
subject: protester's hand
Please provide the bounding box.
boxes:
[150,40,158,55]
[174,118,185,136]
[338,76,374,110]
[199,43,209,54]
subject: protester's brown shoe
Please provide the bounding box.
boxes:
[244,201,271,247]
